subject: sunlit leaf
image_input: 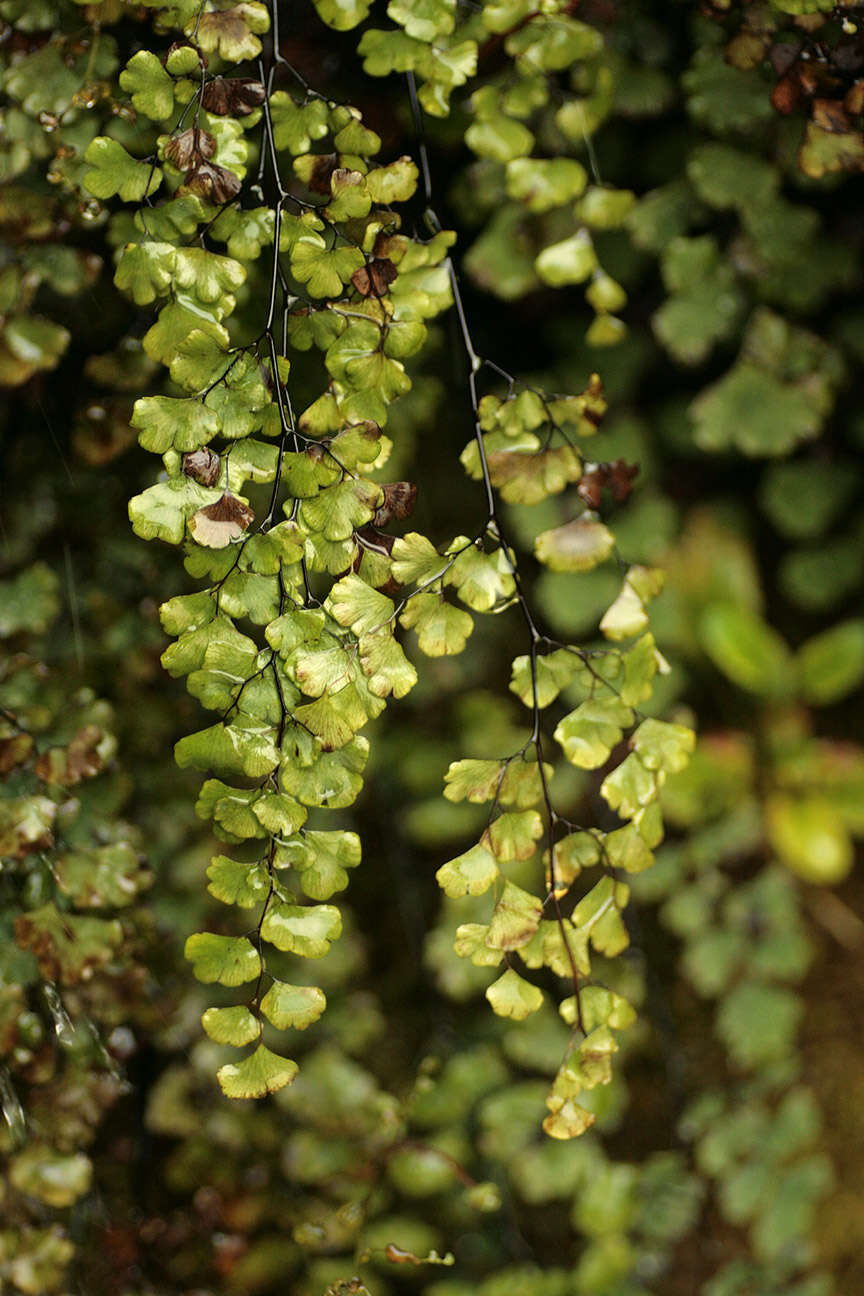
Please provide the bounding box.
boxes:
[185,933,259,986]
[486,969,544,1020]
[217,1045,298,1099]
[201,1005,260,1047]
[255,982,327,1034]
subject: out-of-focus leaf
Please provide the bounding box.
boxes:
[699,604,792,697]
[766,796,853,886]
[797,620,864,706]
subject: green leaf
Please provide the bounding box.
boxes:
[603,823,653,875]
[505,157,587,212]
[185,932,259,986]
[252,793,308,835]
[453,922,503,968]
[327,324,412,401]
[715,982,803,1070]
[9,1147,92,1209]
[207,855,271,907]
[54,843,149,909]
[15,905,123,985]
[290,237,365,298]
[217,1045,298,1099]
[289,639,356,698]
[400,594,473,656]
[114,242,176,306]
[555,696,634,770]
[293,685,375,749]
[327,574,393,634]
[543,1099,595,1140]
[0,563,59,636]
[312,0,372,30]
[169,328,230,392]
[436,843,499,898]
[163,614,257,679]
[193,3,270,62]
[689,364,823,458]
[601,753,658,821]
[578,186,636,230]
[211,572,280,621]
[499,759,550,808]
[486,882,542,951]
[627,179,701,253]
[535,231,598,287]
[585,272,627,314]
[599,566,665,641]
[275,829,361,900]
[131,395,220,453]
[279,733,368,808]
[331,106,382,155]
[571,985,636,1032]
[269,92,330,153]
[486,969,544,1020]
[391,532,450,584]
[699,603,792,697]
[359,633,417,698]
[760,459,859,541]
[780,536,864,613]
[418,40,477,116]
[551,831,601,888]
[535,518,614,572]
[683,48,774,134]
[447,540,516,611]
[134,195,204,241]
[210,205,274,259]
[83,136,162,202]
[632,718,695,775]
[202,1005,260,1046]
[279,449,339,497]
[687,143,778,213]
[619,634,659,706]
[466,113,534,163]
[509,649,578,708]
[797,620,864,706]
[119,49,175,120]
[443,759,505,804]
[301,479,382,541]
[799,119,864,179]
[473,441,583,506]
[506,14,602,69]
[260,981,327,1030]
[365,156,419,203]
[465,206,541,301]
[766,796,853,886]
[388,0,455,40]
[1,314,70,380]
[173,248,246,304]
[585,313,626,347]
[358,27,431,76]
[572,877,630,956]
[129,478,221,545]
[260,902,342,957]
[324,168,371,221]
[197,780,268,840]
[484,809,543,861]
[175,722,280,778]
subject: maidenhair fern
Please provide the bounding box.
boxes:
[79,0,693,1114]
[3,0,860,1291]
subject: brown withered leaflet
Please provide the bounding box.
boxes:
[188,492,254,548]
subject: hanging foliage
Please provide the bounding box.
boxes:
[1,1,862,1293]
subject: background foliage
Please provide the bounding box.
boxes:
[1,1,863,1294]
